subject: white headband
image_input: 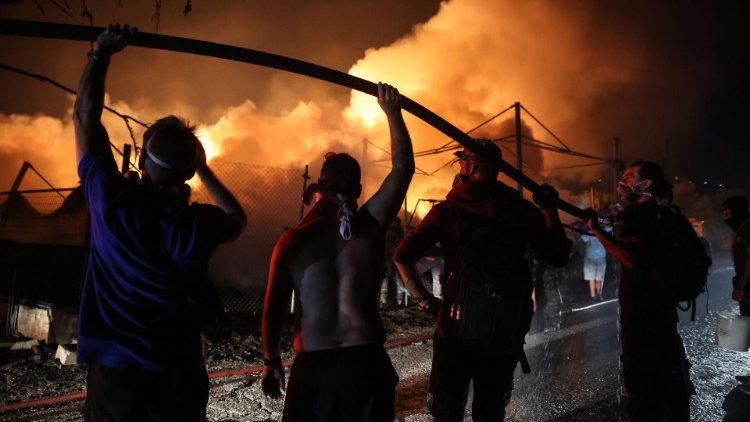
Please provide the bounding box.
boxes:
[146,149,175,170]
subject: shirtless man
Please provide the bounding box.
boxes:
[261,83,414,421]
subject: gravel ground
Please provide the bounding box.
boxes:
[0,305,435,421]
[3,265,750,421]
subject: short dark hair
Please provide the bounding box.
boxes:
[319,152,361,197]
[454,138,503,171]
[141,115,199,180]
[723,196,749,216]
[630,160,672,203]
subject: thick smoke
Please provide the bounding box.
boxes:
[1,0,746,291]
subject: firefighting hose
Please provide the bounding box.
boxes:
[0,18,589,220]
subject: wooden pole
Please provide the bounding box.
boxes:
[120,144,132,175]
[514,102,523,194]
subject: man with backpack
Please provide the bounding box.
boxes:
[394,139,569,421]
[585,160,700,421]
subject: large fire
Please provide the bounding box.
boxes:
[1,0,648,221]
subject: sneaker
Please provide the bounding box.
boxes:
[735,375,750,384]
[597,294,604,302]
[739,383,750,395]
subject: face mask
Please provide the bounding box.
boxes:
[618,180,652,197]
[453,173,470,188]
[332,193,358,240]
[313,190,357,240]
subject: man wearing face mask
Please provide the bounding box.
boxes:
[75,25,247,420]
[394,139,569,421]
[585,161,693,421]
[261,83,414,421]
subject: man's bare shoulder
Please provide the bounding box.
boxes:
[274,228,298,254]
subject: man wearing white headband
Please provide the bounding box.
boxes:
[74,25,246,421]
[261,83,414,421]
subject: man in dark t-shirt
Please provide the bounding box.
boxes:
[586,161,692,422]
[74,25,246,421]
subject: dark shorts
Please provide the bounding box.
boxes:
[84,344,208,422]
[283,344,399,422]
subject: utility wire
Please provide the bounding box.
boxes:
[542,161,612,171]
[520,104,571,151]
[0,62,146,170]
[365,140,432,176]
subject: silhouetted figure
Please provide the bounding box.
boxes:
[585,161,693,421]
[74,25,246,421]
[581,225,607,301]
[530,248,566,332]
[261,84,414,421]
[721,195,750,391]
[394,140,569,421]
[722,196,750,317]
[383,216,405,307]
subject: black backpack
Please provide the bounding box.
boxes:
[440,208,533,354]
[653,205,712,315]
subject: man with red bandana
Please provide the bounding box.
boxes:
[394,139,568,421]
[261,83,414,421]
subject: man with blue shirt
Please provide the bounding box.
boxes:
[74,25,246,421]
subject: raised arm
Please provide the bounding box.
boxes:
[195,141,247,240]
[585,212,639,270]
[364,83,415,226]
[261,234,294,399]
[73,24,136,164]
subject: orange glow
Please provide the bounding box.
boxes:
[0,0,647,213]
[185,127,223,187]
[344,91,381,128]
[196,127,222,163]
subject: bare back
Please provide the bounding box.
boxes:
[261,84,413,386]
[282,199,386,352]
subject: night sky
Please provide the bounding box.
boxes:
[1,1,748,200]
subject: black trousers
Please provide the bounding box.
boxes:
[84,341,208,422]
[621,330,693,422]
[428,334,520,422]
[283,344,399,422]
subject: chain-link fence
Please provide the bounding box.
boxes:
[190,160,306,314]
[0,160,307,318]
